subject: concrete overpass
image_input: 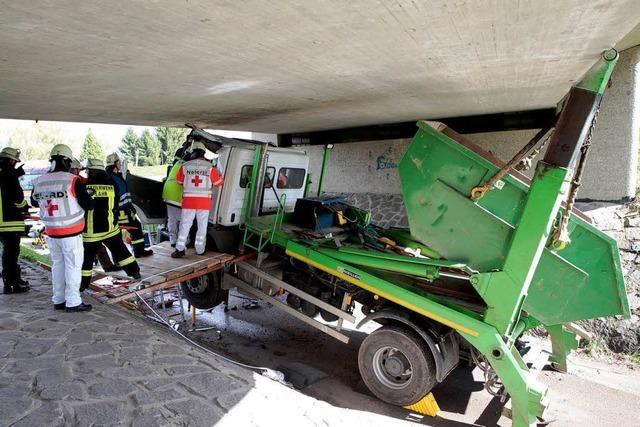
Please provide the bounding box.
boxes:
[1,1,640,199]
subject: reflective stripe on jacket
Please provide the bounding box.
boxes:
[162,161,184,207]
[177,158,224,210]
[0,167,26,233]
[32,172,85,237]
[109,172,133,209]
[84,182,120,243]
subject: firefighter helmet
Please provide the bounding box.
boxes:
[87,158,105,170]
[191,141,206,152]
[49,144,73,160]
[0,147,21,162]
[105,153,120,167]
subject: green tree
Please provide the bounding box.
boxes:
[156,127,188,164]
[6,123,70,161]
[119,127,142,166]
[79,129,105,161]
[140,129,161,166]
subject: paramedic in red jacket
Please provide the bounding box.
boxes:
[171,141,223,258]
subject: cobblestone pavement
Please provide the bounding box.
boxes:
[0,261,410,427]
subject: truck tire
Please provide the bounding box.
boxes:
[180,271,225,310]
[358,325,437,406]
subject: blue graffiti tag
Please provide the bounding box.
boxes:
[376,155,397,170]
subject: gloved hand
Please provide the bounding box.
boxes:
[15,165,25,177]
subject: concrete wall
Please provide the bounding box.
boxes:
[305,130,540,196]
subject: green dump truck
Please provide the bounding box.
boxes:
[129,49,629,427]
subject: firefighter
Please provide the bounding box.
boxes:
[70,158,83,178]
[31,144,94,312]
[0,147,30,294]
[162,147,187,247]
[105,153,153,257]
[171,141,224,258]
[80,158,141,291]
[69,158,119,272]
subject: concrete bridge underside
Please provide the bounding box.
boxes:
[1,1,640,201]
[1,1,639,133]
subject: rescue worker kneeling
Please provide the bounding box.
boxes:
[81,159,141,291]
[171,141,224,258]
[32,144,94,312]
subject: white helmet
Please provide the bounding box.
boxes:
[49,144,73,160]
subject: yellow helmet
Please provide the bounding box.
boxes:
[105,153,120,166]
[50,144,73,160]
[191,141,206,152]
[87,158,105,170]
[0,147,21,162]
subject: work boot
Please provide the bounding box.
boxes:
[104,265,123,272]
[171,249,185,258]
[135,249,154,258]
[53,302,66,310]
[66,303,92,312]
[131,271,141,280]
[17,278,30,288]
[3,283,29,294]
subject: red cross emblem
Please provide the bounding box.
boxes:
[191,175,203,187]
[45,200,59,216]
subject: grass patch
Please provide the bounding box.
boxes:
[19,244,51,266]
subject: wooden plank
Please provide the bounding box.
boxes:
[106,262,227,304]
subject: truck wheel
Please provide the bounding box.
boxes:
[180,271,225,310]
[358,325,437,406]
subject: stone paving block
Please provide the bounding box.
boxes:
[165,398,224,426]
[34,365,74,388]
[65,329,95,344]
[152,355,199,366]
[73,355,121,376]
[0,317,19,330]
[0,398,34,425]
[178,371,246,397]
[69,341,114,359]
[10,401,65,427]
[6,355,62,374]
[0,341,13,358]
[12,338,58,358]
[74,401,126,427]
[40,380,86,401]
[132,388,185,406]
[0,381,33,399]
[164,364,213,377]
[131,408,177,427]
[137,377,179,391]
[101,364,156,379]
[88,378,136,398]
[119,345,152,359]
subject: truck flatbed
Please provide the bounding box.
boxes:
[88,242,241,304]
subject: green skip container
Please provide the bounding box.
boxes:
[398,121,630,326]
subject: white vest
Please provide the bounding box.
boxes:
[33,171,85,237]
[182,159,213,201]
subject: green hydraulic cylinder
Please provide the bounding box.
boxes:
[316,246,470,281]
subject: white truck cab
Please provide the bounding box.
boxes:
[211,142,309,226]
[128,129,311,251]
